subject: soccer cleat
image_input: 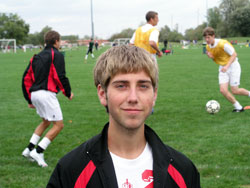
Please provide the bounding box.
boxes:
[30,149,48,167]
[22,148,35,162]
[244,106,250,110]
[232,108,244,112]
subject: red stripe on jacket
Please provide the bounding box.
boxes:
[47,48,66,95]
[168,164,187,188]
[74,160,96,188]
[23,57,35,100]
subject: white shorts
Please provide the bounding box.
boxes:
[218,61,241,86]
[31,90,63,121]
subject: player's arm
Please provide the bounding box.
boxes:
[129,33,135,45]
[53,53,73,99]
[149,41,162,57]
[221,44,237,72]
[206,51,214,59]
[149,30,162,57]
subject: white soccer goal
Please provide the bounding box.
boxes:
[0,39,16,53]
[113,38,130,46]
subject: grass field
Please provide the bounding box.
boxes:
[0,43,250,188]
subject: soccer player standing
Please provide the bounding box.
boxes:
[203,27,250,112]
[130,11,163,62]
[22,30,74,167]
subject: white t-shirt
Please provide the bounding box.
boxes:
[130,24,159,44]
[110,142,154,188]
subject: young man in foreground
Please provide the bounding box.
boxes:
[203,27,250,112]
[47,45,200,187]
[22,30,74,167]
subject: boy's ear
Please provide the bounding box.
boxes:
[97,84,107,107]
[153,87,158,107]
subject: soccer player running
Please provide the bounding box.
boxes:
[47,45,200,187]
[85,38,95,60]
[203,27,250,112]
[22,30,74,167]
[130,11,163,62]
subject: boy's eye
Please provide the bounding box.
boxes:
[139,84,150,89]
[116,84,126,88]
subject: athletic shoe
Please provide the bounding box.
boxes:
[244,106,250,110]
[232,108,244,112]
[22,148,35,162]
[30,149,48,167]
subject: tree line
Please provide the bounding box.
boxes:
[1,0,250,45]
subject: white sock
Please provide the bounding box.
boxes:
[29,134,40,145]
[233,101,242,110]
[85,55,88,59]
[38,137,51,150]
[91,54,94,58]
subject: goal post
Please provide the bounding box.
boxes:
[113,38,130,46]
[0,39,16,53]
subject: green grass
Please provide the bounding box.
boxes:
[0,44,250,188]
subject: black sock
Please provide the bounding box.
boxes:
[36,146,44,153]
[27,143,35,151]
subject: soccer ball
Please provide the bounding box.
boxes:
[206,100,220,114]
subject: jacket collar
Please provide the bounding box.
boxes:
[87,123,173,188]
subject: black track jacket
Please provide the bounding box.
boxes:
[22,45,71,104]
[47,123,200,188]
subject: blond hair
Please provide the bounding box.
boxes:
[94,45,158,91]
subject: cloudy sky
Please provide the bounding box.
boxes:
[0,0,221,39]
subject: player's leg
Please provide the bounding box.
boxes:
[90,49,94,58]
[30,120,63,167]
[44,120,64,141]
[220,83,237,104]
[22,119,50,161]
[231,86,250,96]
[229,62,250,97]
[85,49,90,59]
[219,68,243,112]
[29,91,63,167]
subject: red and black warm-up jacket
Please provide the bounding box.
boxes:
[47,123,201,188]
[22,45,71,104]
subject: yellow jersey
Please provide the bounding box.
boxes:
[206,39,234,66]
[134,27,159,54]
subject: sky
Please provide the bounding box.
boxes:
[0,0,221,39]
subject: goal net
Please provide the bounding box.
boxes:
[113,38,130,46]
[0,39,16,53]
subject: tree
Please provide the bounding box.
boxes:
[109,28,135,41]
[231,7,250,36]
[25,32,40,45]
[159,25,171,42]
[185,23,207,41]
[38,26,52,45]
[207,7,223,30]
[61,35,79,43]
[168,30,184,42]
[219,0,250,36]
[0,13,29,44]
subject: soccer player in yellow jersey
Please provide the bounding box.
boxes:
[203,27,250,112]
[130,11,163,62]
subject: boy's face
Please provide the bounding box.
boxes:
[204,35,215,45]
[98,71,157,130]
[54,40,61,49]
[151,15,159,26]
